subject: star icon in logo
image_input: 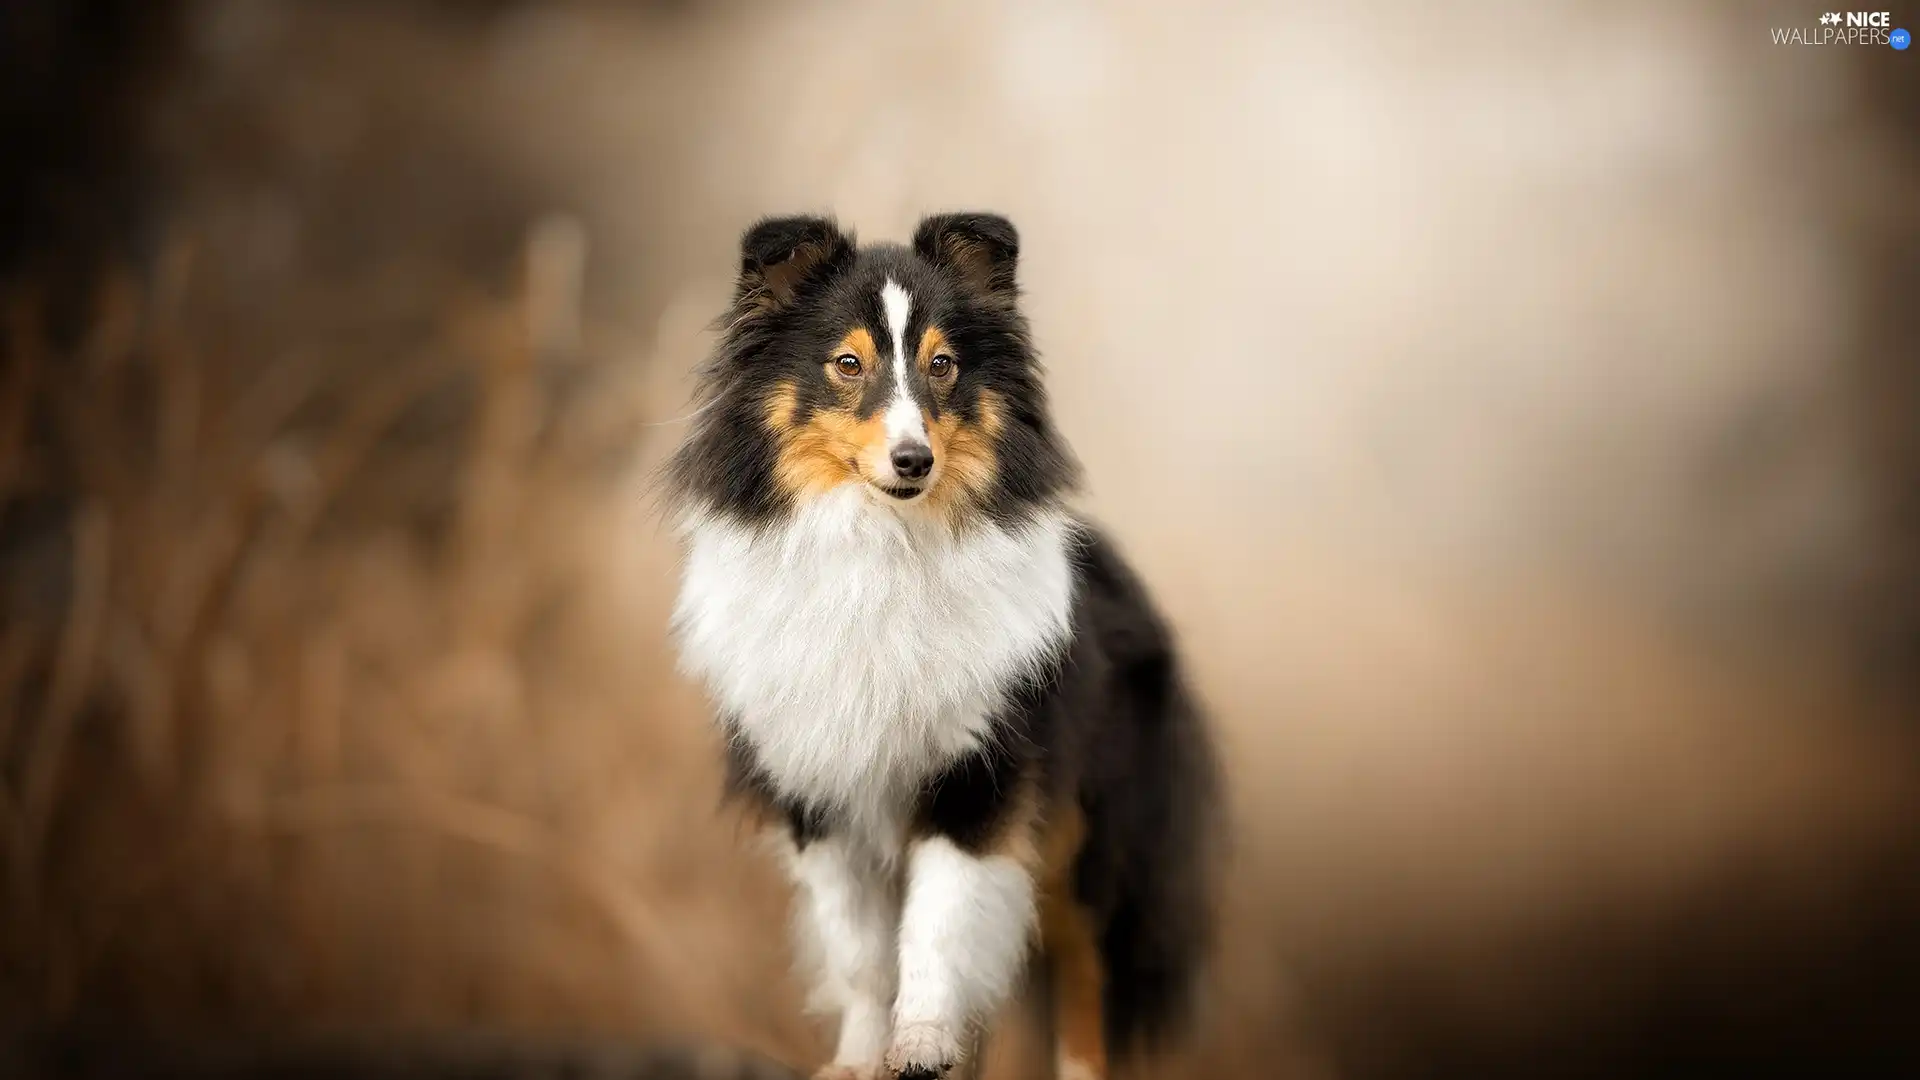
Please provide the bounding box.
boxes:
[1821,11,1841,24]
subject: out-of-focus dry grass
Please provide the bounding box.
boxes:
[3,2,1919,1078]
[0,226,806,1054]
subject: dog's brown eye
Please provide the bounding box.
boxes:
[834,354,863,377]
[929,354,955,379]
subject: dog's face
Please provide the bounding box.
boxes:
[671,213,1076,527]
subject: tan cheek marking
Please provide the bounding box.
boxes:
[923,388,1004,516]
[773,407,891,498]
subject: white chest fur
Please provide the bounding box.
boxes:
[672,488,1076,840]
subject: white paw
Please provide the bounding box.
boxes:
[883,1022,963,1078]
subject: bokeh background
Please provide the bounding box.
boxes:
[4,1,1918,1077]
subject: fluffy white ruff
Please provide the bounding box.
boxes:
[673,485,1075,845]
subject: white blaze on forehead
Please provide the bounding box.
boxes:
[880,279,926,443]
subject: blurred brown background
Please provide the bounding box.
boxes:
[3,1,1918,1077]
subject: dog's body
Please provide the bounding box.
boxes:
[668,214,1218,1080]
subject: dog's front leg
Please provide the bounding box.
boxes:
[885,834,1037,1079]
[788,834,900,1079]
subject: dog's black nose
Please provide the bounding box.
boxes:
[890,442,934,480]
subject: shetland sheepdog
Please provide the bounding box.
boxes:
[666,213,1220,1080]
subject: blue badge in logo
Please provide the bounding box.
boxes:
[1893,27,1912,49]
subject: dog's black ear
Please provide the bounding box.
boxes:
[736,215,855,311]
[913,212,1019,301]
